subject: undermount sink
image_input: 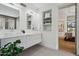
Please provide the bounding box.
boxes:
[0,31,41,39]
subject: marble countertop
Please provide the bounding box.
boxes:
[0,31,41,39]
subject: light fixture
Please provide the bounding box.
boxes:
[20,3,27,7]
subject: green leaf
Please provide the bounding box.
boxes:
[0,40,24,56]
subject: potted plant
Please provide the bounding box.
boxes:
[0,40,24,56]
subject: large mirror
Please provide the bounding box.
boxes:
[27,14,32,29]
[0,4,19,30]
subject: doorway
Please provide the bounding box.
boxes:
[58,4,76,54]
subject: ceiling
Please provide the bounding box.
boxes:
[1,3,75,13]
[26,3,63,12]
[25,3,74,12]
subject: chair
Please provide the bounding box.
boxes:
[64,33,75,42]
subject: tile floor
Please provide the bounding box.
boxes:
[18,44,75,56]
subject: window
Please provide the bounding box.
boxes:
[0,15,17,30]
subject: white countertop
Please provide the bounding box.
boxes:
[0,31,41,39]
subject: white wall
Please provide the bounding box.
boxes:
[26,10,41,31]
[40,7,58,50]
[32,12,41,31]
[0,4,19,17]
[19,6,26,30]
[58,8,67,37]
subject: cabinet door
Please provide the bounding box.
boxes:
[31,34,41,44]
[1,37,20,48]
[18,36,27,49]
[1,36,27,49]
[26,34,41,47]
[1,34,41,49]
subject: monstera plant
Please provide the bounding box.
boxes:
[0,40,24,56]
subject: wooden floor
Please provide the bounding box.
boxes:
[59,37,75,54]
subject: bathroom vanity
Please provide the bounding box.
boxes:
[0,3,42,50]
[0,32,42,49]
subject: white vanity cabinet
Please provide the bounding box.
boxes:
[26,34,41,48]
[1,33,42,49]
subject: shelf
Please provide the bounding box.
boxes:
[43,23,52,25]
[43,9,52,31]
[44,17,51,19]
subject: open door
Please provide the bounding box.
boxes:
[58,4,76,55]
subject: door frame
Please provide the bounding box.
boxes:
[58,3,77,55]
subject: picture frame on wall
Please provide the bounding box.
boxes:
[67,16,75,32]
[58,21,64,32]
